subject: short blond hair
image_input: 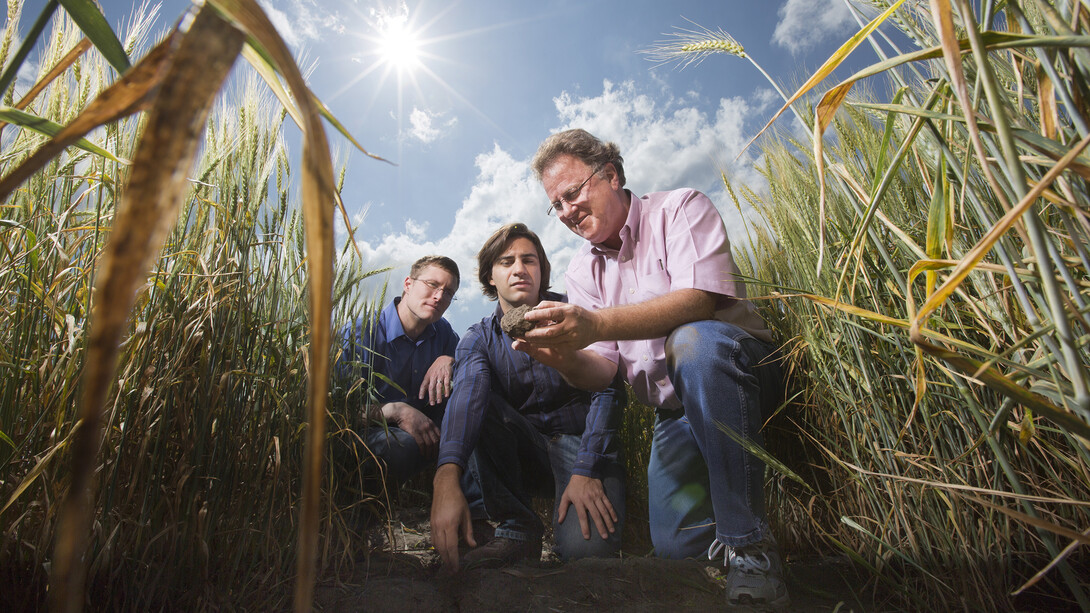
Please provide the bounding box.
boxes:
[410,255,460,285]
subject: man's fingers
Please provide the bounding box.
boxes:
[590,493,617,535]
[577,504,591,540]
[411,430,428,449]
[423,427,439,456]
[411,421,440,456]
[590,503,614,538]
[463,518,477,549]
[435,528,458,571]
[557,494,571,524]
[429,376,451,404]
[598,496,618,524]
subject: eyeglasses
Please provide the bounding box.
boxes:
[546,162,604,216]
[413,277,457,302]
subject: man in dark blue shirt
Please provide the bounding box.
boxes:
[430,224,626,572]
[338,255,462,486]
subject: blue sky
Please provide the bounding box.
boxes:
[20,0,882,333]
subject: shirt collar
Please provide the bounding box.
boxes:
[590,190,640,257]
[385,297,435,343]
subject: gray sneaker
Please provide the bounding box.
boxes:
[708,537,790,609]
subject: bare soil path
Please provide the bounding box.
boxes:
[314,507,877,612]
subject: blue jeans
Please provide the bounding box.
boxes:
[364,414,485,519]
[647,320,782,559]
[468,394,625,560]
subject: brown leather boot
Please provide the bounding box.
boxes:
[461,534,542,569]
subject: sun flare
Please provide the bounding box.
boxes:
[376,17,421,71]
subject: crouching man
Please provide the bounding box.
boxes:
[337,256,481,517]
[519,129,788,609]
[430,223,626,572]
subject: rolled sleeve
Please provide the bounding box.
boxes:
[663,189,745,303]
[571,372,625,478]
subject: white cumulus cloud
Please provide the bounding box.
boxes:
[258,0,345,49]
[346,80,772,333]
[409,107,458,144]
[772,0,855,54]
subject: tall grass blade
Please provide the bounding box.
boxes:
[911,132,1090,323]
[0,426,72,516]
[48,6,244,612]
[741,0,908,158]
[0,107,125,168]
[238,38,388,163]
[963,494,1090,545]
[1037,64,1058,139]
[0,0,59,95]
[0,32,183,200]
[57,0,131,73]
[237,43,377,258]
[0,37,91,134]
[205,1,338,609]
[712,420,812,490]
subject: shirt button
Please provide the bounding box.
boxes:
[629,288,635,294]
[642,355,649,361]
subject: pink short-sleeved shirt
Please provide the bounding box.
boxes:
[565,188,772,409]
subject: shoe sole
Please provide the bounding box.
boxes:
[729,593,791,611]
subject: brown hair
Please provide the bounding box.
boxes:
[410,255,460,286]
[531,128,626,187]
[476,223,551,301]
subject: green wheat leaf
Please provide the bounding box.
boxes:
[0,107,125,163]
[58,0,131,74]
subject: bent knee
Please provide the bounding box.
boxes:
[665,323,703,363]
[554,517,621,561]
[556,534,621,561]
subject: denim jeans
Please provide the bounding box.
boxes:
[363,418,485,519]
[467,394,625,560]
[647,320,782,559]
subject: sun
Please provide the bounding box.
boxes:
[375,16,421,72]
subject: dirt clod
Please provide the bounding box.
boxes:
[500,304,537,337]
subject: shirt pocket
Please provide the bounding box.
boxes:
[631,267,671,303]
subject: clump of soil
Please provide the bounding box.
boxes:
[500,304,537,337]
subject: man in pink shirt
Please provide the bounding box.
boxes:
[516,129,788,609]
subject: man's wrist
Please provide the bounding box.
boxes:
[587,307,607,345]
[381,401,412,423]
[434,462,463,485]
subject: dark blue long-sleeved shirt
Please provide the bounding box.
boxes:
[337,297,459,419]
[437,292,624,478]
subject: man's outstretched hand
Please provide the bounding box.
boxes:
[431,464,474,573]
[519,300,603,352]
